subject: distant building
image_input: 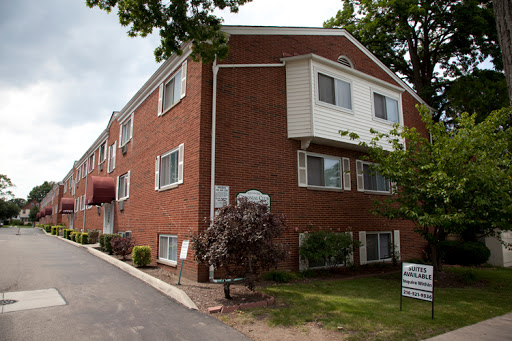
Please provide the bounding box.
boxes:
[19,199,40,224]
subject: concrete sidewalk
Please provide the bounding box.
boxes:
[425,312,512,340]
[42,229,198,310]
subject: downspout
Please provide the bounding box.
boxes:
[82,172,88,232]
[208,59,286,282]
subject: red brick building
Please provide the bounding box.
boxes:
[39,26,429,282]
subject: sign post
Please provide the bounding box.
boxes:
[177,240,190,285]
[400,262,435,319]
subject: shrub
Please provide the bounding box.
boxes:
[132,246,151,267]
[63,229,74,239]
[111,236,135,260]
[263,270,297,283]
[440,240,491,265]
[45,225,52,233]
[299,230,360,268]
[88,230,100,244]
[75,232,83,243]
[81,233,88,245]
[103,234,120,254]
[70,232,77,242]
[51,226,58,235]
[99,234,106,249]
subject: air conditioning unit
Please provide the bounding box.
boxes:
[99,163,103,171]
[121,145,127,155]
[119,231,126,238]
[125,231,132,239]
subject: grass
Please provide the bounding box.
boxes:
[251,266,512,340]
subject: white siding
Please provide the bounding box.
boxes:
[285,61,313,138]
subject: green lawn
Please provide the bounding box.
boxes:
[259,267,512,340]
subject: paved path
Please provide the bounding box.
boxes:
[425,312,512,340]
[0,227,250,341]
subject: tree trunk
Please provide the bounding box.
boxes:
[430,243,443,272]
[493,0,512,108]
[223,282,232,299]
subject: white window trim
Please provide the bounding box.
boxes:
[371,88,402,124]
[76,169,81,183]
[355,159,392,194]
[98,139,108,165]
[81,162,87,179]
[88,154,95,173]
[80,195,85,211]
[155,143,184,191]
[107,141,117,173]
[359,230,400,265]
[119,113,134,148]
[74,198,79,213]
[157,61,188,117]
[116,171,131,201]
[158,234,178,266]
[297,150,349,190]
[315,68,354,114]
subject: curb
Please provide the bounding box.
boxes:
[44,229,198,310]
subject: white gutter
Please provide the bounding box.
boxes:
[209,59,285,281]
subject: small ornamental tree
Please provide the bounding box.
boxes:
[192,198,289,299]
[111,236,135,260]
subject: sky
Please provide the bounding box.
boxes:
[0,0,343,200]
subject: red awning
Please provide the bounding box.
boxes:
[45,206,52,216]
[86,176,116,206]
[40,209,45,217]
[59,198,75,214]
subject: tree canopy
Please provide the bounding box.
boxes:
[27,181,55,202]
[342,106,512,270]
[0,174,14,200]
[0,175,19,221]
[493,0,512,107]
[86,0,252,62]
[325,0,502,121]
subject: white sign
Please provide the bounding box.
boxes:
[402,262,434,292]
[236,189,271,208]
[179,240,190,260]
[402,287,433,302]
[215,185,230,208]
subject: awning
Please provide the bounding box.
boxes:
[40,209,45,217]
[59,198,75,214]
[45,206,52,216]
[86,176,116,205]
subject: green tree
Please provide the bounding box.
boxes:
[86,0,252,62]
[342,106,512,271]
[493,0,512,107]
[192,198,288,299]
[325,0,502,121]
[27,181,55,202]
[0,174,14,200]
[444,69,510,124]
[29,205,39,223]
[9,198,27,209]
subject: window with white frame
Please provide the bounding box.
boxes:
[81,163,87,178]
[359,230,400,265]
[75,198,79,213]
[107,141,116,173]
[158,61,187,116]
[297,151,351,190]
[317,72,352,110]
[98,141,107,165]
[76,168,81,182]
[64,181,67,193]
[356,160,391,193]
[155,144,184,190]
[88,154,95,173]
[373,92,399,123]
[120,116,133,147]
[158,234,177,264]
[117,171,130,201]
[80,195,85,211]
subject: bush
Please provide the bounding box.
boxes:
[132,246,151,267]
[81,233,88,245]
[75,232,83,243]
[88,230,99,244]
[45,225,52,233]
[99,234,106,249]
[111,236,135,260]
[10,219,22,226]
[300,230,359,268]
[70,232,77,242]
[263,270,297,283]
[51,226,59,235]
[440,240,491,265]
[103,234,120,254]
[63,229,74,239]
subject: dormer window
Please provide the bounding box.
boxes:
[337,55,353,68]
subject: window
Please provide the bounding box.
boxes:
[107,142,116,173]
[64,182,66,193]
[76,168,81,182]
[88,154,95,173]
[82,163,87,178]
[359,231,400,265]
[98,141,107,164]
[356,160,391,193]
[317,73,352,110]
[120,116,133,147]
[155,144,184,190]
[158,61,187,116]
[117,171,130,201]
[297,151,351,190]
[80,195,85,211]
[373,92,399,123]
[75,198,79,213]
[158,234,177,264]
